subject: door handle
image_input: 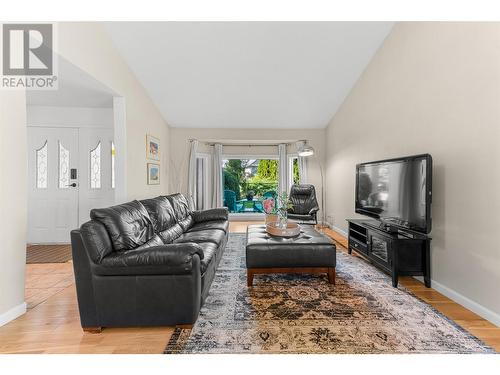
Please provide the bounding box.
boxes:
[67,183,77,187]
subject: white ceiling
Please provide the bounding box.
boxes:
[105,22,393,129]
[27,56,116,108]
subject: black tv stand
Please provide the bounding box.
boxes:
[380,223,399,235]
[346,219,431,288]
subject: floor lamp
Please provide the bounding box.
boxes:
[298,142,326,232]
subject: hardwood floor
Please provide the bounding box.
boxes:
[0,222,498,353]
[322,227,500,352]
[25,262,74,309]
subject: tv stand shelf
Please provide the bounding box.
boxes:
[346,219,431,288]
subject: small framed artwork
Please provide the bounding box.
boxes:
[147,163,160,185]
[146,134,160,161]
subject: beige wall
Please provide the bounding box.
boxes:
[325,22,500,324]
[0,92,27,323]
[56,22,170,200]
[170,128,326,217]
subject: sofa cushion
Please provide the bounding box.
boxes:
[157,224,184,244]
[174,229,225,246]
[90,200,155,251]
[191,208,228,223]
[134,234,164,250]
[79,220,113,263]
[140,196,183,243]
[166,193,194,231]
[187,220,229,234]
[196,242,218,274]
[140,196,176,232]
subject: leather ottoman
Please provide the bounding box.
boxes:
[245,224,336,286]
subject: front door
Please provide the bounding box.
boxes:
[28,127,79,244]
[78,128,115,225]
[28,126,116,244]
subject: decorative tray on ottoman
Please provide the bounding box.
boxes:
[265,222,301,238]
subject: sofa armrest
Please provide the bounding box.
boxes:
[97,243,204,275]
[192,208,229,222]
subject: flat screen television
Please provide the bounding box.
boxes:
[355,154,432,234]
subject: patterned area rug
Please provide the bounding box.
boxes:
[165,234,495,354]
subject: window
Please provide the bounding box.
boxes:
[90,142,101,189]
[222,158,278,213]
[111,141,116,189]
[58,141,70,189]
[36,141,48,189]
[288,156,300,190]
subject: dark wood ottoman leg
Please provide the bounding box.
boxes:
[247,269,254,287]
[83,327,102,334]
[328,267,336,284]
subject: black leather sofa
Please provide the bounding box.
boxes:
[70,193,229,331]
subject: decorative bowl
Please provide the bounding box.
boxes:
[266,222,301,238]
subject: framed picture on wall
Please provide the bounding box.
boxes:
[146,134,160,161]
[147,163,160,185]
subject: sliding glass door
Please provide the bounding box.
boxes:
[222,157,300,214]
[222,158,278,214]
[190,153,301,214]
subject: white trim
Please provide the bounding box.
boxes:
[113,97,127,204]
[0,302,26,327]
[222,154,278,160]
[329,223,348,238]
[330,221,500,327]
[287,154,298,191]
[229,213,265,221]
[412,277,500,327]
[328,221,500,327]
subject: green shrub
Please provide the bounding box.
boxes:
[224,170,241,200]
[245,175,277,197]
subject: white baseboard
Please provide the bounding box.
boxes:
[0,302,26,327]
[229,213,265,221]
[327,222,500,328]
[328,223,348,238]
[414,276,500,327]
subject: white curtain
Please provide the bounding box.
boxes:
[278,143,288,195]
[187,139,198,210]
[295,140,308,184]
[212,143,223,208]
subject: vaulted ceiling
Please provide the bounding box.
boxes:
[104,22,393,129]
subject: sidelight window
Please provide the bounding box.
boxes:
[58,141,70,189]
[90,142,101,189]
[36,141,48,189]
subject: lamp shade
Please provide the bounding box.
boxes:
[298,144,315,157]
